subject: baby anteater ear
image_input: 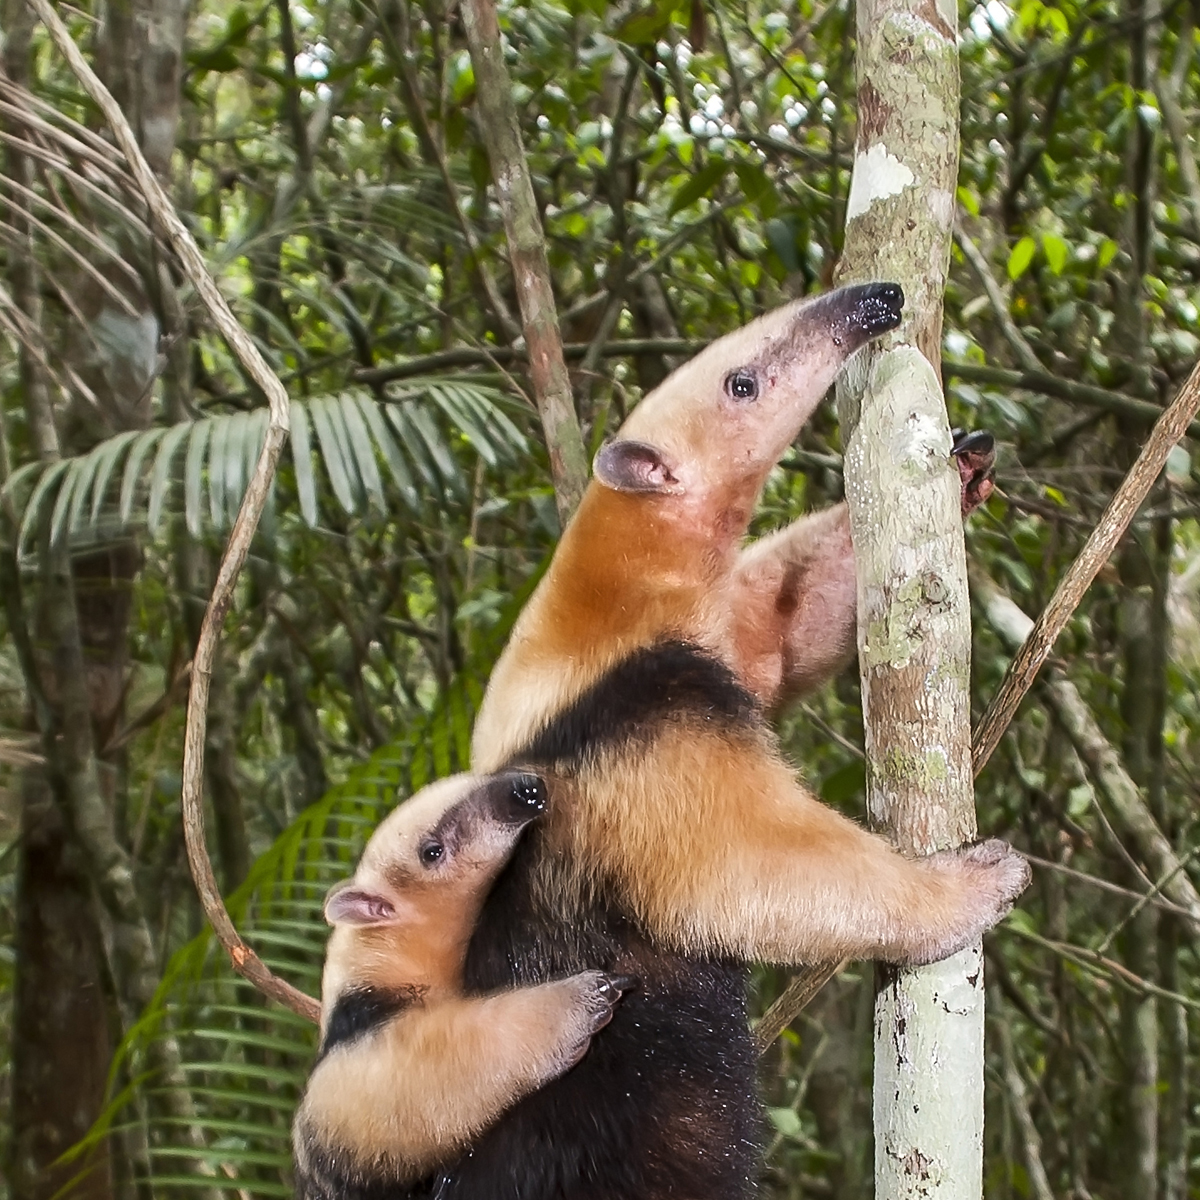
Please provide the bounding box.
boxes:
[325,882,409,927]
[593,440,682,494]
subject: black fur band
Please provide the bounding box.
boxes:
[515,638,759,769]
[317,986,421,1063]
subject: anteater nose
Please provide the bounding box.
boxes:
[850,282,904,336]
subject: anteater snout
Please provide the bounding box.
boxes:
[846,282,904,336]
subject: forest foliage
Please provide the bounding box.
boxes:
[1,0,1199,1197]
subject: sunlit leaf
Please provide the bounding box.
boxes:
[1007,235,1037,280]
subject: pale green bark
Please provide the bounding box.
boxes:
[834,0,979,1192]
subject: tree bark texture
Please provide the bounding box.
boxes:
[10,775,114,1200]
[3,6,113,1197]
[832,0,980,1193]
[459,0,588,521]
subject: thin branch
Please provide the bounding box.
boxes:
[992,992,1056,1200]
[972,568,1200,938]
[102,663,191,756]
[355,337,705,386]
[945,360,1200,439]
[460,0,588,521]
[0,128,154,235]
[1003,924,1200,1012]
[954,228,1042,373]
[26,0,318,1023]
[971,352,1200,773]
[1025,851,1197,920]
[378,0,520,341]
[1156,14,1200,240]
[754,960,846,1054]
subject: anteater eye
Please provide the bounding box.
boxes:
[725,370,758,402]
[419,842,444,866]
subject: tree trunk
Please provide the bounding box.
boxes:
[2,6,115,1197]
[833,0,978,1193]
[5,0,191,1190]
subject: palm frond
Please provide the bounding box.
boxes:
[1,383,530,557]
[69,674,482,1198]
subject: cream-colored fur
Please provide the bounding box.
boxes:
[473,285,1029,970]
[296,974,619,1181]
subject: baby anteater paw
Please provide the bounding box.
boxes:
[556,971,637,1067]
[951,428,996,516]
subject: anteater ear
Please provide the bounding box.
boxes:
[593,440,682,494]
[324,882,407,927]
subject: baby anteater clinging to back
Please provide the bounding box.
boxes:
[292,770,632,1199]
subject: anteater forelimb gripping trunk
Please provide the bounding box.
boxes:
[418,284,1027,1200]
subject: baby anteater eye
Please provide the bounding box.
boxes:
[419,841,444,866]
[724,370,759,402]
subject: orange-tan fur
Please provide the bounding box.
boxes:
[293,773,627,1188]
[474,285,1028,970]
[534,726,1024,967]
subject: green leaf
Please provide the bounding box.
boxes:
[956,186,980,217]
[17,461,68,557]
[207,411,230,529]
[290,401,319,527]
[765,216,799,273]
[338,395,385,511]
[119,429,165,528]
[1007,236,1037,280]
[733,161,774,211]
[668,159,731,217]
[147,421,191,535]
[184,420,212,539]
[355,395,418,509]
[767,1107,804,1139]
[67,445,105,538]
[1097,238,1119,269]
[309,397,359,514]
[223,410,251,528]
[49,459,83,548]
[819,760,866,805]
[1042,233,1069,275]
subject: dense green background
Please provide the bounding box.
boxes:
[1,0,1198,1197]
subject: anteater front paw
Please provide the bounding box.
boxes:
[951,428,996,516]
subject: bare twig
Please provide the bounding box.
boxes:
[973,569,1200,938]
[971,353,1200,773]
[27,0,317,1023]
[1003,924,1200,1012]
[354,338,706,386]
[992,991,1056,1200]
[1024,852,1197,920]
[944,361,1200,440]
[460,0,588,521]
[378,0,520,341]
[754,960,846,1055]
[954,228,1042,373]
[1156,14,1200,241]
